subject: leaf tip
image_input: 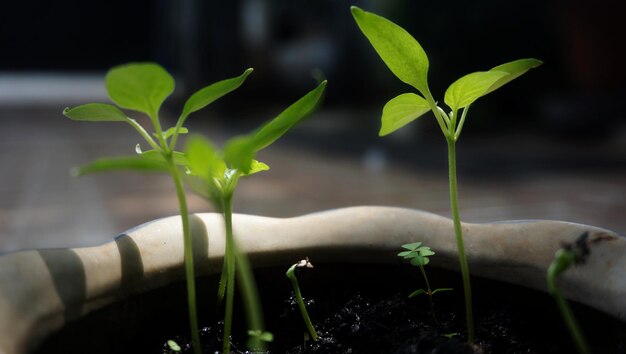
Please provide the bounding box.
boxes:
[62,107,71,116]
[70,167,82,177]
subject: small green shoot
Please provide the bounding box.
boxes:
[185,81,326,353]
[547,232,592,354]
[399,242,452,325]
[352,6,541,342]
[286,258,318,341]
[247,329,275,344]
[166,339,182,353]
[64,63,253,354]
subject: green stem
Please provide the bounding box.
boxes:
[222,196,236,354]
[125,118,161,151]
[446,138,474,343]
[169,158,202,354]
[547,251,590,354]
[418,264,439,325]
[233,241,267,350]
[287,265,318,341]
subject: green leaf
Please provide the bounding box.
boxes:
[432,288,453,294]
[401,242,422,250]
[138,149,188,166]
[417,247,435,257]
[397,250,414,257]
[444,71,509,111]
[223,136,256,175]
[408,289,426,298]
[105,62,174,118]
[241,160,270,176]
[410,256,429,266]
[351,6,430,94]
[251,80,327,152]
[158,127,189,140]
[180,68,253,121]
[72,155,168,176]
[484,58,543,95]
[63,103,128,122]
[380,93,431,136]
[166,340,181,352]
[185,135,227,180]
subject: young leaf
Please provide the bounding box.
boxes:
[185,135,227,180]
[251,80,327,151]
[63,103,128,122]
[180,68,253,121]
[380,93,431,136]
[159,127,189,140]
[402,242,422,250]
[241,160,270,176]
[484,58,543,95]
[410,256,429,266]
[351,6,430,95]
[105,62,174,117]
[432,288,453,295]
[444,71,509,111]
[72,155,169,176]
[418,247,435,257]
[398,250,415,257]
[408,289,426,298]
[223,136,256,175]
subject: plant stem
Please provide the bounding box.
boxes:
[287,265,318,341]
[446,138,474,343]
[547,251,590,354]
[233,241,267,350]
[418,264,439,325]
[222,196,236,354]
[169,158,202,354]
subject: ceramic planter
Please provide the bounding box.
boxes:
[0,206,624,354]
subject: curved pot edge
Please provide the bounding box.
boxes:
[0,206,624,354]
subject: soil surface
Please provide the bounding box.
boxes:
[36,264,626,354]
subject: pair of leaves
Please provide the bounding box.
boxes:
[398,242,436,266]
[351,6,542,136]
[64,63,255,176]
[408,287,453,298]
[184,80,327,200]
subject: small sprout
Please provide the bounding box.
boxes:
[547,232,592,354]
[399,242,452,325]
[286,258,318,341]
[248,329,274,343]
[167,339,182,352]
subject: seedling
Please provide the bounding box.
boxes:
[166,339,182,353]
[547,232,591,354]
[64,62,253,354]
[286,258,318,341]
[351,6,542,342]
[184,80,326,353]
[398,242,452,324]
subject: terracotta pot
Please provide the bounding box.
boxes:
[0,206,624,354]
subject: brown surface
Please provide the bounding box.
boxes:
[1,106,624,252]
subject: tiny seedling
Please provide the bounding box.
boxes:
[286,258,318,341]
[398,242,452,324]
[547,232,591,354]
[184,81,326,353]
[64,62,253,354]
[351,6,541,342]
[166,339,182,353]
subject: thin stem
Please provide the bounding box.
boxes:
[233,241,267,350]
[169,113,189,151]
[150,112,169,153]
[169,158,202,354]
[287,265,318,341]
[222,196,236,354]
[455,106,470,140]
[125,118,161,151]
[446,138,474,343]
[547,251,590,354]
[424,95,450,136]
[418,264,439,325]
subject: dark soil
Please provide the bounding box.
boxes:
[36,264,626,354]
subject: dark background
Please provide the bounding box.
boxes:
[2,0,625,136]
[1,0,625,252]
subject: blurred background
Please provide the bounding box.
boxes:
[1,0,625,253]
